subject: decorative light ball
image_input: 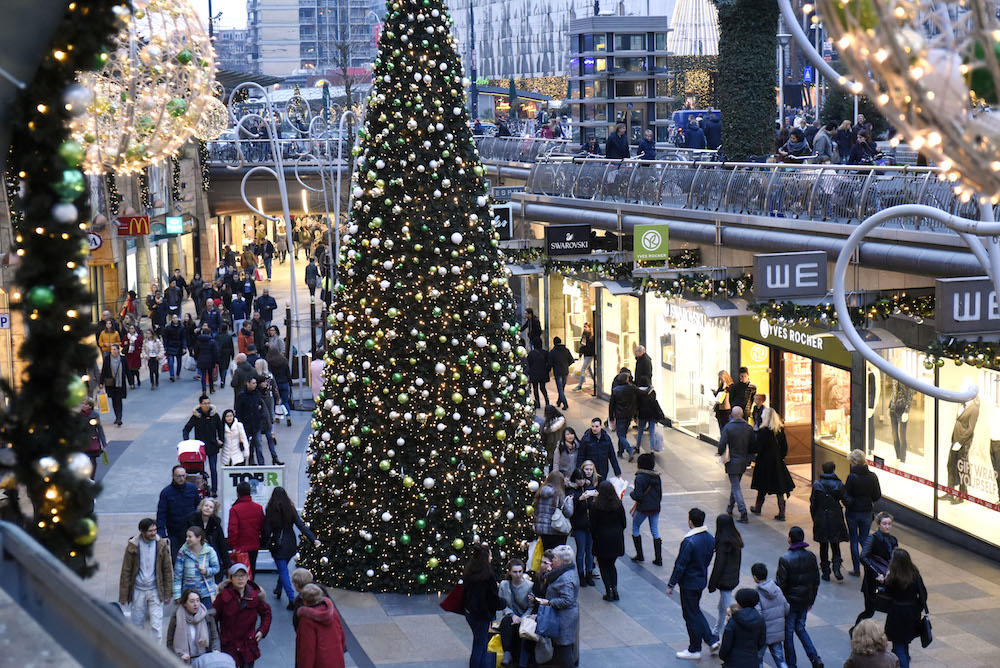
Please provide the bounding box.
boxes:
[52,203,78,224]
[194,95,228,140]
[417,573,428,585]
[66,376,89,408]
[402,475,415,488]
[381,511,393,522]
[367,569,375,577]
[73,518,98,545]
[63,84,94,116]
[528,481,540,492]
[67,451,95,479]
[423,477,435,489]
[482,449,493,461]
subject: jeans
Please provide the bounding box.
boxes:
[846,511,871,573]
[758,641,788,668]
[275,557,295,601]
[785,607,819,667]
[277,382,292,419]
[262,425,278,461]
[713,588,735,637]
[147,358,160,386]
[892,641,911,668]
[466,614,492,668]
[167,532,184,563]
[553,374,568,407]
[614,419,633,456]
[207,454,218,493]
[636,419,656,453]
[575,356,594,389]
[219,361,229,387]
[200,367,215,393]
[632,511,660,539]
[679,587,717,653]
[728,472,747,515]
[573,528,594,575]
[130,587,164,642]
[168,354,183,378]
[248,431,264,465]
[891,411,908,462]
[263,256,272,279]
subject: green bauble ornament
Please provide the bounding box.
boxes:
[427,557,439,568]
[349,436,361,447]
[364,544,373,553]
[58,140,85,167]
[391,372,403,383]
[455,497,465,507]
[66,376,88,408]
[417,573,428,585]
[53,170,85,202]
[496,535,506,546]
[453,538,465,550]
[434,406,446,419]
[387,307,399,318]
[73,517,98,545]
[482,449,493,461]
[361,425,372,435]
[449,456,458,465]
[532,467,543,478]
[526,505,534,516]
[365,339,376,350]
[166,97,188,117]
[400,533,411,545]
[490,362,501,372]
[176,48,193,64]
[402,476,415,488]
[451,392,463,404]
[416,519,427,530]
[495,430,507,441]
[27,285,55,309]
[379,459,391,470]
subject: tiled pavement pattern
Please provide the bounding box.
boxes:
[64,262,1000,666]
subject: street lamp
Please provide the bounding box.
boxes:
[777,30,792,129]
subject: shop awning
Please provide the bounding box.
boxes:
[831,328,904,352]
[506,263,544,276]
[691,298,752,318]
[593,280,640,295]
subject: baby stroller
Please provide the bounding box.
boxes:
[177,439,210,498]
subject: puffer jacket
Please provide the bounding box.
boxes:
[630,469,661,514]
[162,322,187,356]
[140,337,166,363]
[172,543,220,602]
[845,464,882,513]
[567,486,591,531]
[221,419,249,465]
[608,383,640,422]
[810,472,848,543]
[775,542,820,609]
[194,332,218,371]
[532,485,574,536]
[755,580,789,645]
[719,607,767,667]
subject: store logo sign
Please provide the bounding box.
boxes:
[116,215,150,236]
[753,251,827,299]
[633,224,669,260]
[749,343,768,363]
[935,276,1000,335]
[545,224,591,256]
[757,318,825,351]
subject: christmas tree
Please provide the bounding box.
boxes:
[298,0,546,593]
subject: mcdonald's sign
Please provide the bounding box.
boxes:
[116,216,150,236]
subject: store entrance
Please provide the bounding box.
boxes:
[780,351,813,472]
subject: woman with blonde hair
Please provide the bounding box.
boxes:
[713,370,733,432]
[844,619,900,667]
[749,408,795,520]
[141,328,166,389]
[532,470,574,550]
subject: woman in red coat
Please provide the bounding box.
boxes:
[123,324,144,389]
[295,584,346,668]
[215,564,272,667]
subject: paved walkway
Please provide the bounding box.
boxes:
[78,260,1000,667]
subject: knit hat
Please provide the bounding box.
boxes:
[735,588,760,609]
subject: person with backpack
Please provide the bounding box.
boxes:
[810,461,848,582]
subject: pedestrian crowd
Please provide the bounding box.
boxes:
[775,114,885,166]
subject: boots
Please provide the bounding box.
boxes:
[652,538,663,566]
[631,535,645,562]
[775,495,787,521]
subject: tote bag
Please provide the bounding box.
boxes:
[439,583,465,614]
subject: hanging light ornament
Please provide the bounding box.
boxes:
[70,0,216,174]
[819,0,1000,201]
[194,95,229,140]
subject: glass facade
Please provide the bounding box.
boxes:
[599,292,640,393]
[614,34,646,51]
[582,57,607,74]
[615,80,646,97]
[581,34,608,52]
[615,57,647,72]
[655,33,668,50]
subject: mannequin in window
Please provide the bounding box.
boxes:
[866,368,879,453]
[940,390,979,505]
[888,380,914,464]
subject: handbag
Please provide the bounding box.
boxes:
[535,605,559,638]
[873,588,892,613]
[518,615,539,641]
[919,615,933,648]
[550,507,571,535]
[439,583,465,614]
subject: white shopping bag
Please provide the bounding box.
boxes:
[609,475,628,500]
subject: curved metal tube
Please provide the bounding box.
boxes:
[777,0,858,92]
[832,204,992,403]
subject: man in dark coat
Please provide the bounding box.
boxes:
[522,308,543,348]
[634,345,653,384]
[608,373,640,458]
[200,300,223,335]
[703,113,722,150]
[684,119,707,149]
[231,353,260,403]
[728,367,757,416]
[162,314,187,381]
[254,288,278,325]
[667,507,719,660]
[547,337,574,410]
[810,461,848,581]
[605,122,630,159]
[525,341,550,409]
[193,326,219,394]
[163,279,183,318]
[580,417,621,480]
[156,465,201,562]
[718,406,754,522]
[182,395,224,494]
[236,377,270,465]
[775,526,823,668]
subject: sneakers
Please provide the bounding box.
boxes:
[710,639,722,654]
[676,650,701,660]
[737,514,749,524]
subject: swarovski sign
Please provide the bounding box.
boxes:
[935,276,1000,335]
[545,224,591,256]
[753,251,827,299]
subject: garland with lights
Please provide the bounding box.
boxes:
[298,0,547,593]
[924,338,1000,370]
[643,272,753,300]
[137,171,151,208]
[748,293,934,327]
[501,247,703,282]
[197,140,211,191]
[171,158,181,202]
[4,162,22,227]
[107,172,122,216]
[5,0,122,574]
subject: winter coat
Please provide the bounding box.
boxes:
[216,580,272,666]
[719,607,767,667]
[833,129,853,161]
[668,526,715,591]
[157,481,201,539]
[124,332,143,370]
[844,464,882,513]
[526,348,550,382]
[295,597,346,668]
[201,307,223,334]
[141,337,166,363]
[237,276,257,301]
[304,263,320,287]
[750,428,795,495]
[532,484,574,536]
[636,385,665,421]
[844,651,901,668]
[237,329,255,355]
[166,607,221,660]
[183,405,224,457]
[727,381,756,415]
[567,486,591,531]
[172,542,220,601]
[231,361,259,400]
[634,354,653,383]
[578,331,595,357]
[708,541,742,593]
[254,295,277,321]
[810,472,848,543]
[541,564,579,646]
[608,383,640,422]
[637,137,656,160]
[227,496,266,553]
[462,576,503,621]
[553,442,579,480]
[230,298,249,320]
[164,285,183,309]
[221,419,249,465]
[703,116,723,149]
[950,398,979,447]
[186,511,231,582]
[579,428,620,479]
[236,388,267,434]
[100,353,128,395]
[541,415,565,462]
[718,418,754,475]
[268,352,292,386]
[163,322,187,356]
[547,344,574,377]
[861,531,898,597]
[119,535,173,604]
[755,580,789,645]
[264,507,317,561]
[98,328,121,355]
[812,128,835,163]
[883,574,928,644]
[217,334,235,367]
[589,503,626,560]
[776,542,820,609]
[684,125,707,149]
[630,469,661,514]
[605,132,630,159]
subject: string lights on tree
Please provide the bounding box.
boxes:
[297,0,546,593]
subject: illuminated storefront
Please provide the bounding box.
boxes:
[599,289,640,393]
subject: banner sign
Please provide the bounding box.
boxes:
[935,276,1000,335]
[88,232,103,251]
[545,224,591,256]
[220,465,285,571]
[738,315,852,368]
[116,215,150,236]
[753,251,827,299]
[165,216,184,235]
[633,224,670,261]
[491,186,524,202]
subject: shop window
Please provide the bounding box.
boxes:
[600,293,640,394]
[865,350,934,516]
[655,79,670,98]
[582,57,606,74]
[782,352,813,469]
[937,364,1000,546]
[653,56,669,70]
[614,80,646,98]
[655,33,668,50]
[614,33,645,51]
[614,57,646,72]
[814,363,851,467]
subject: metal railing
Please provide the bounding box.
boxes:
[524,157,982,231]
[204,137,351,165]
[473,136,574,163]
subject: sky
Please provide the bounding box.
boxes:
[194,0,247,30]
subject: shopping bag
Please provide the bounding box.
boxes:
[536,605,559,638]
[230,550,252,579]
[518,615,539,641]
[528,539,543,572]
[255,268,263,281]
[162,361,169,372]
[487,633,504,667]
[97,391,110,415]
[919,616,933,648]
[652,431,664,452]
[609,475,628,500]
[439,583,465,614]
[184,356,197,371]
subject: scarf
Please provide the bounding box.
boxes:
[172,603,210,657]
